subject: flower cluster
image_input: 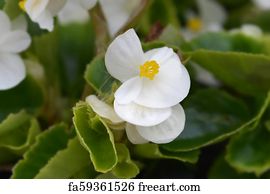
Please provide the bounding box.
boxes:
[87,29,190,144]
[0,11,31,90]
[20,0,140,36]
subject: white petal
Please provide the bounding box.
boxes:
[125,123,148,144]
[79,0,97,9]
[253,0,270,10]
[11,15,28,31]
[136,104,186,144]
[240,24,263,38]
[115,77,142,104]
[144,47,175,64]
[0,11,11,35]
[197,0,227,27]
[114,100,171,127]
[0,31,31,53]
[0,54,26,90]
[34,10,54,31]
[58,0,89,24]
[46,0,67,16]
[25,0,50,19]
[99,0,140,37]
[135,47,191,108]
[105,29,144,82]
[86,95,124,124]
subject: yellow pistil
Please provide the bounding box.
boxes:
[140,60,160,80]
[19,0,27,11]
[187,17,203,32]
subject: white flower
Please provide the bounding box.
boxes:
[58,0,140,37]
[0,11,31,90]
[86,95,186,144]
[20,0,67,31]
[58,0,97,25]
[230,24,263,39]
[182,0,227,40]
[253,0,270,10]
[99,0,141,37]
[102,29,190,144]
[22,0,140,35]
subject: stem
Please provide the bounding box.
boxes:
[90,3,110,54]
[115,0,152,37]
[81,5,110,100]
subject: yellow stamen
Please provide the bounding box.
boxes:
[187,17,203,32]
[19,0,27,11]
[140,60,160,80]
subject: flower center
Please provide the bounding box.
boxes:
[140,60,160,80]
[19,0,27,11]
[187,17,203,32]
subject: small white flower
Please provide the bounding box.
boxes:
[102,29,190,144]
[58,0,97,25]
[253,0,270,10]
[20,0,67,31]
[182,0,227,40]
[230,24,263,39]
[58,0,140,37]
[0,11,31,90]
[99,0,141,37]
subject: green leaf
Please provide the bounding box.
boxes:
[209,155,256,179]
[185,32,266,54]
[12,123,72,178]
[139,0,179,34]
[265,120,270,133]
[187,50,270,96]
[161,89,251,152]
[84,55,118,99]
[226,124,270,176]
[33,22,95,99]
[225,92,270,176]
[134,143,199,164]
[35,138,95,179]
[58,22,95,98]
[73,102,117,173]
[158,25,185,48]
[71,165,98,179]
[112,144,139,178]
[0,0,5,9]
[0,111,40,164]
[0,76,44,121]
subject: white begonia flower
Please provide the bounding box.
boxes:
[99,0,141,37]
[103,29,190,144]
[19,0,67,31]
[230,24,263,39]
[0,11,31,90]
[182,0,227,40]
[57,0,140,37]
[253,0,270,10]
[86,95,186,144]
[58,0,97,25]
